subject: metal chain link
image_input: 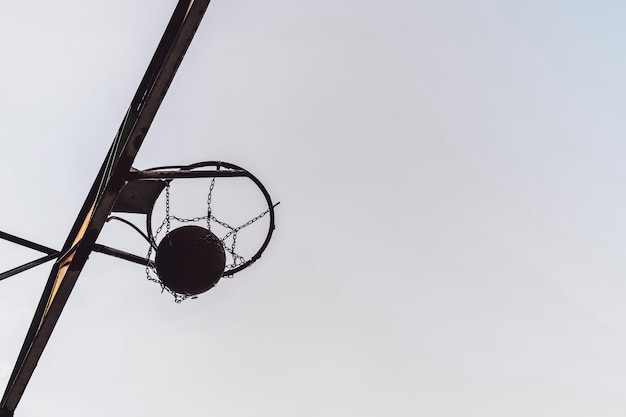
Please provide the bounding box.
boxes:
[220,208,271,241]
[207,177,215,232]
[145,182,170,294]
[170,215,208,223]
[165,182,171,235]
[152,182,171,240]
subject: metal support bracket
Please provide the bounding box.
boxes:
[92,244,153,268]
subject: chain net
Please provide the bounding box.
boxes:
[145,179,271,302]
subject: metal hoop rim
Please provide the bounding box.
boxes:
[143,161,277,277]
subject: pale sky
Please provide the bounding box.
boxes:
[2,0,626,416]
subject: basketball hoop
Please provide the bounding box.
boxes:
[109,161,278,302]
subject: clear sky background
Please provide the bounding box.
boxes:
[1,0,626,416]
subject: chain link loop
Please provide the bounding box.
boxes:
[207,177,215,232]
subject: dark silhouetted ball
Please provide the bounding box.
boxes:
[155,226,226,295]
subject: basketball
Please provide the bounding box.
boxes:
[155,226,226,295]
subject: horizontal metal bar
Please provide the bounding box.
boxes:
[126,169,249,180]
[92,244,153,268]
[0,231,57,255]
[0,253,59,282]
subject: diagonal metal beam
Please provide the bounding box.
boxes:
[0,1,212,413]
[0,231,57,255]
[0,253,59,282]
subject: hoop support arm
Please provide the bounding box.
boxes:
[126,168,249,180]
[92,244,154,268]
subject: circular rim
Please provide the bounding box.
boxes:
[144,161,277,277]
